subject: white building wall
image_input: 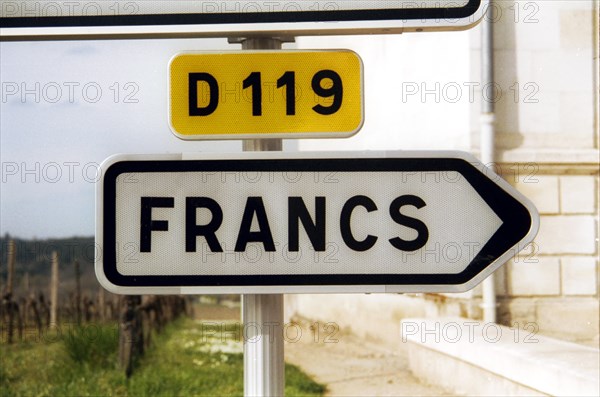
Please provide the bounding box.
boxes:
[297,31,472,151]
[288,0,599,344]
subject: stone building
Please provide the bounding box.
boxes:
[290,0,599,350]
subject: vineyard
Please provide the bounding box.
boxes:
[0,237,189,375]
[0,236,325,395]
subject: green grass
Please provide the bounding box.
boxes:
[62,323,120,367]
[1,319,325,396]
[1,324,125,397]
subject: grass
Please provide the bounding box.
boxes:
[1,319,325,396]
[62,323,120,367]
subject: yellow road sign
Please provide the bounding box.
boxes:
[169,51,363,140]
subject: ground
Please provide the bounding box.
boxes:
[284,317,454,397]
[195,302,454,396]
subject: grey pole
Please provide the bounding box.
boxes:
[229,36,294,397]
[242,294,285,396]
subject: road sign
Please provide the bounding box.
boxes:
[1,1,488,40]
[170,51,363,140]
[96,151,539,295]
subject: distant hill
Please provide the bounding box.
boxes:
[1,235,98,298]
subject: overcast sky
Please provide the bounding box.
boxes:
[1,26,475,239]
[1,37,245,239]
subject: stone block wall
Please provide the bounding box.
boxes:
[467,0,599,343]
[495,164,599,342]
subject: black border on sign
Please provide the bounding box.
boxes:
[2,1,481,27]
[101,157,532,288]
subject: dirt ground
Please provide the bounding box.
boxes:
[284,317,453,397]
[195,303,454,396]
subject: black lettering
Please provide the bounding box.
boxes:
[312,70,343,115]
[189,72,218,116]
[185,197,223,252]
[242,71,262,116]
[235,197,276,252]
[288,197,326,252]
[340,195,378,251]
[140,197,174,253]
[389,195,429,251]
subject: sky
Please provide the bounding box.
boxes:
[0,23,475,239]
[1,37,243,239]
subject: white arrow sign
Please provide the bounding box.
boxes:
[95,151,538,294]
[1,0,488,40]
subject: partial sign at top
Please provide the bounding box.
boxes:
[1,0,488,40]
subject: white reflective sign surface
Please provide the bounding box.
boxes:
[96,151,538,295]
[2,1,469,16]
[1,0,487,39]
[115,169,499,276]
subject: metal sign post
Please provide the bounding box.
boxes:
[242,294,284,397]
[236,37,288,397]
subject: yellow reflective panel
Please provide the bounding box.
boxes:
[169,51,363,139]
